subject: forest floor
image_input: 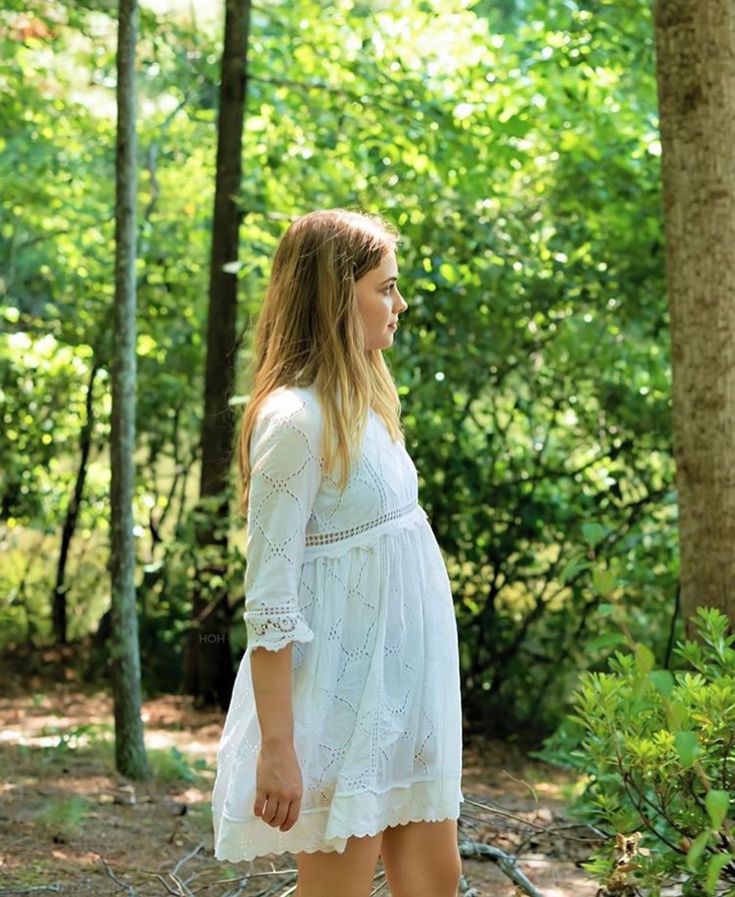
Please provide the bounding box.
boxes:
[0,648,603,897]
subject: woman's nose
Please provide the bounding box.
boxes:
[395,292,408,312]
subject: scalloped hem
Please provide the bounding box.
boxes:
[213,777,463,863]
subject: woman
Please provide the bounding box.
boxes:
[212,209,465,897]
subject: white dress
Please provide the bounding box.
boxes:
[212,384,464,861]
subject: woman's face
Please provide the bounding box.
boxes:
[354,249,408,351]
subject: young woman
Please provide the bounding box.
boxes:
[212,209,464,897]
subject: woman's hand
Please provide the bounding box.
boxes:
[253,741,303,832]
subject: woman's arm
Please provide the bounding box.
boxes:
[250,643,294,746]
[250,643,303,832]
[242,392,324,832]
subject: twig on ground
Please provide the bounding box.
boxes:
[153,874,180,895]
[0,886,63,895]
[369,869,388,895]
[464,796,549,830]
[222,881,248,897]
[172,842,205,877]
[459,839,545,897]
[515,821,607,855]
[501,770,539,807]
[168,871,195,897]
[98,857,138,895]
[464,797,608,843]
[459,872,480,897]
[194,867,298,894]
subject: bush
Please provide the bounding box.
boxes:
[540,607,735,896]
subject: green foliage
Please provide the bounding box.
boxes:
[540,607,735,896]
[0,0,676,730]
[37,795,91,836]
[147,745,209,784]
[40,720,114,757]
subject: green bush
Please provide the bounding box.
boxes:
[540,607,735,896]
[37,795,90,836]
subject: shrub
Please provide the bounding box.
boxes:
[540,607,735,896]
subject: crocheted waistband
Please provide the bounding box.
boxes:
[303,499,423,555]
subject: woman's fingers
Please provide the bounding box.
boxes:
[254,794,301,829]
[253,746,303,828]
[270,799,290,828]
[253,791,266,818]
[280,798,301,832]
[253,796,301,832]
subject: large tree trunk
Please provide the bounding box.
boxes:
[52,360,100,644]
[110,0,148,778]
[652,1,735,626]
[183,0,251,707]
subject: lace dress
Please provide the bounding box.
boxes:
[212,384,464,861]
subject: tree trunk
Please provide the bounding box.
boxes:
[52,360,100,644]
[182,0,251,707]
[652,0,735,626]
[110,0,148,779]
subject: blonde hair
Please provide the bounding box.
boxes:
[236,208,405,519]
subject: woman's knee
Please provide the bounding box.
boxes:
[386,864,462,897]
[296,832,383,897]
[380,819,462,897]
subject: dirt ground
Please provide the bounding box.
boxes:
[0,654,602,897]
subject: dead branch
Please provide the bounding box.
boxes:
[459,839,545,897]
[99,857,138,895]
[464,796,608,841]
[0,886,63,895]
[172,842,205,878]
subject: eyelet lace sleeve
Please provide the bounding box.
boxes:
[243,390,323,652]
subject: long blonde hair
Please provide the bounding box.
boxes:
[236,208,406,519]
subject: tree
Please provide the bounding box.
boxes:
[110,0,149,778]
[51,360,101,644]
[183,0,251,707]
[652,0,735,626]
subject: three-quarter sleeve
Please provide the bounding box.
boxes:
[243,390,323,652]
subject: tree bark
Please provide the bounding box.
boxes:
[183,0,251,707]
[652,1,735,627]
[110,0,148,778]
[52,360,100,645]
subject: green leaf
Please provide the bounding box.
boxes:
[675,731,699,768]
[649,669,675,697]
[635,643,655,675]
[687,830,710,871]
[705,852,732,895]
[705,790,730,830]
[560,556,589,584]
[586,632,628,651]
[581,523,606,546]
[592,567,615,596]
[667,700,689,731]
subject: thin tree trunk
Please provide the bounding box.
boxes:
[183,0,251,708]
[652,0,735,627]
[52,360,100,644]
[110,0,148,778]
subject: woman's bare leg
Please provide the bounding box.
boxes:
[379,818,462,897]
[295,832,383,897]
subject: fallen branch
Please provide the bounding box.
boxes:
[464,796,607,841]
[459,839,545,897]
[99,857,138,896]
[0,886,62,895]
[172,842,205,878]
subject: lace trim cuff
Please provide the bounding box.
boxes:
[244,608,314,651]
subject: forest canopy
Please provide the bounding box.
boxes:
[0,0,673,735]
